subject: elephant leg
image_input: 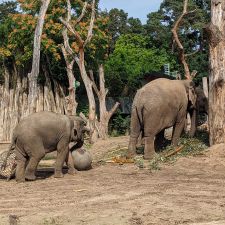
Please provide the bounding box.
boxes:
[189,109,197,138]
[65,151,76,175]
[172,115,186,146]
[25,147,45,181]
[15,150,27,183]
[144,136,156,160]
[55,140,70,178]
[128,137,138,158]
[155,129,165,151]
[127,107,141,158]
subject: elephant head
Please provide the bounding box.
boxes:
[182,80,208,137]
[182,80,197,109]
[195,86,208,115]
[68,116,89,148]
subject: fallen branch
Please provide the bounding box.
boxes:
[165,145,184,158]
[74,189,87,192]
[105,157,134,164]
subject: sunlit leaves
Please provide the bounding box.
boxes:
[105,34,173,96]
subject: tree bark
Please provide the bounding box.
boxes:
[61,45,78,115]
[208,0,225,145]
[171,0,197,80]
[60,0,98,142]
[0,63,66,142]
[202,77,209,99]
[60,0,78,116]
[28,0,50,113]
[90,65,120,139]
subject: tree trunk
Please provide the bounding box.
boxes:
[65,64,78,115]
[208,0,225,145]
[61,45,78,115]
[171,0,198,80]
[98,65,119,139]
[78,49,97,143]
[89,65,119,139]
[202,77,209,99]
[59,0,97,141]
[28,0,50,113]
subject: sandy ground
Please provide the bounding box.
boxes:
[0,137,225,225]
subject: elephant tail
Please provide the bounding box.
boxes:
[133,89,144,134]
[1,134,17,170]
[136,106,144,134]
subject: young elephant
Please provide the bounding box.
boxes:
[128,78,197,160]
[5,111,88,182]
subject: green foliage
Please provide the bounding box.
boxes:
[109,112,130,136]
[148,130,209,170]
[0,2,18,60]
[105,8,145,53]
[145,0,210,80]
[0,1,18,23]
[105,34,174,96]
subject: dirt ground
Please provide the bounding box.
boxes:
[0,136,225,225]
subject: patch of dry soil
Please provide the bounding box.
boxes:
[0,137,225,225]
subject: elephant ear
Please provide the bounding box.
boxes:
[183,80,197,107]
[186,81,197,107]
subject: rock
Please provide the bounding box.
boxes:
[72,148,92,171]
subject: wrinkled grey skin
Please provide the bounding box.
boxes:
[6,111,87,182]
[187,86,208,137]
[128,78,197,160]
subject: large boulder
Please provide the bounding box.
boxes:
[72,148,92,171]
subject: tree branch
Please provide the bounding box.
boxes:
[75,2,88,25]
[84,0,95,47]
[59,17,84,47]
[89,70,100,98]
[171,0,197,80]
[185,49,199,57]
[108,102,120,118]
[98,64,105,96]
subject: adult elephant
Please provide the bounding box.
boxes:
[4,111,88,182]
[128,78,197,160]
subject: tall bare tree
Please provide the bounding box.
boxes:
[60,0,98,141]
[205,0,225,145]
[89,65,119,139]
[60,0,78,115]
[171,0,198,80]
[28,0,50,113]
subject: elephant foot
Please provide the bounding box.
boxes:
[16,177,25,183]
[126,149,136,159]
[68,168,76,175]
[144,152,156,160]
[126,152,136,159]
[54,171,64,178]
[25,174,36,181]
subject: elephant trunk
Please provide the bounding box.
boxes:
[189,108,197,138]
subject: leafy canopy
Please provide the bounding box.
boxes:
[105,34,174,96]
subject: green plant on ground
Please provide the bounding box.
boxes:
[148,130,209,170]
